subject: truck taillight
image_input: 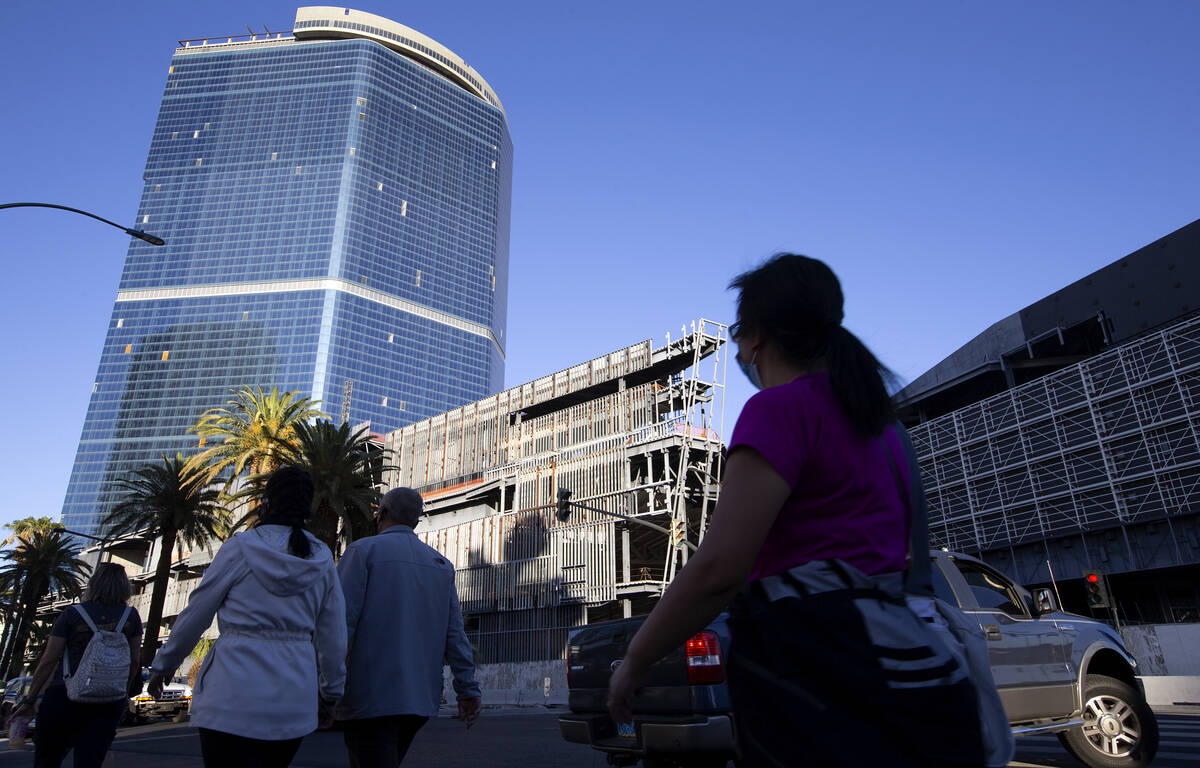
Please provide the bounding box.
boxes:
[566,645,580,688]
[685,631,724,685]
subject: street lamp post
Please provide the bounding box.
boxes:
[1,202,166,246]
[52,525,112,562]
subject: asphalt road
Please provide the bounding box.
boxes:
[0,710,1195,766]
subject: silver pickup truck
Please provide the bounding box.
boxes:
[559,550,1158,768]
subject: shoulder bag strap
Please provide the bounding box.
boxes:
[881,422,935,598]
[63,604,100,679]
[73,604,99,633]
[114,605,133,633]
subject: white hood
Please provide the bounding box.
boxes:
[237,526,332,597]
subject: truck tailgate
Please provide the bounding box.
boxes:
[566,616,730,715]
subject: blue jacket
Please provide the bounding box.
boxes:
[336,525,480,719]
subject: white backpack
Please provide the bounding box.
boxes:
[63,605,133,703]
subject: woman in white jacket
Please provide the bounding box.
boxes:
[148,467,346,768]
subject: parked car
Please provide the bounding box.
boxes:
[127,669,191,724]
[559,550,1159,768]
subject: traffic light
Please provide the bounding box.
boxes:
[556,488,573,522]
[670,518,687,549]
[1083,570,1110,609]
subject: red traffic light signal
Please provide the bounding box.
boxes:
[1083,570,1110,609]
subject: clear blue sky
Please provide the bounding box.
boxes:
[2,1,1198,533]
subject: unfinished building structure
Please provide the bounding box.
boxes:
[383,321,727,663]
[896,219,1200,623]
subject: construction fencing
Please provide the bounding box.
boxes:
[910,315,1200,553]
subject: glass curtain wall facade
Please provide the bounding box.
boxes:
[61,10,511,535]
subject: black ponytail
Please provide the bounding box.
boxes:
[824,324,897,436]
[261,466,314,558]
[730,253,897,437]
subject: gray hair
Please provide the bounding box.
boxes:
[84,563,132,606]
[380,487,423,527]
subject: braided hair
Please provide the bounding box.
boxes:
[730,254,897,437]
[260,466,314,558]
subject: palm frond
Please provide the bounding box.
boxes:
[186,386,324,489]
[1,517,59,548]
[291,420,397,554]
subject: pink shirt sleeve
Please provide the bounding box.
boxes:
[728,387,808,488]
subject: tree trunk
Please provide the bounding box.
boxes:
[309,500,339,559]
[140,527,177,667]
[6,575,47,679]
[0,572,24,674]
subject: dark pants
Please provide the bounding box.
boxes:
[33,685,125,768]
[198,728,303,768]
[343,715,429,768]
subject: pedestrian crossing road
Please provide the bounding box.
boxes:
[1011,714,1199,767]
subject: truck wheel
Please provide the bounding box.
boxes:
[1057,674,1158,768]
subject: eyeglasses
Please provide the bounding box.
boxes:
[729,321,743,340]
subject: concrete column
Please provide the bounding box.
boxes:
[622,524,632,618]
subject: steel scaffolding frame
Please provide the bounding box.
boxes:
[910,314,1200,554]
[381,320,728,662]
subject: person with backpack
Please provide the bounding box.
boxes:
[13,562,142,768]
[146,466,347,768]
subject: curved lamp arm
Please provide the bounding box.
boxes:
[1,202,165,246]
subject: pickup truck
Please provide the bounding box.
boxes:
[127,669,192,724]
[559,550,1158,768]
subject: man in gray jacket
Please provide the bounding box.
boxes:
[337,487,482,767]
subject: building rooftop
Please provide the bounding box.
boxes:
[894,217,1200,423]
[175,6,504,111]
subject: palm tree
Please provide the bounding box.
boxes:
[0,517,58,664]
[0,530,89,677]
[187,386,325,489]
[186,635,218,688]
[290,420,392,555]
[0,569,25,678]
[1,517,58,548]
[104,454,227,666]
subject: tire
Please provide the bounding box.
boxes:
[1057,674,1159,768]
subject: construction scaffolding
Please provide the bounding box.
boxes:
[383,320,728,663]
[909,313,1200,555]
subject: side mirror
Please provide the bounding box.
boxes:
[1032,588,1057,616]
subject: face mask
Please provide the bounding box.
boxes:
[737,347,764,390]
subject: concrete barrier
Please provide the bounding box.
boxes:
[443,660,568,707]
[1119,624,1200,706]
[1138,675,1200,707]
[1120,623,1200,676]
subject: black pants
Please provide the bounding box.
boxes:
[33,685,126,768]
[198,728,303,768]
[343,715,429,768]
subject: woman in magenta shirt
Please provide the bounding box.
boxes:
[607,254,955,766]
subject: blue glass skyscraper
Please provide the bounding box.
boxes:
[61,7,511,535]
